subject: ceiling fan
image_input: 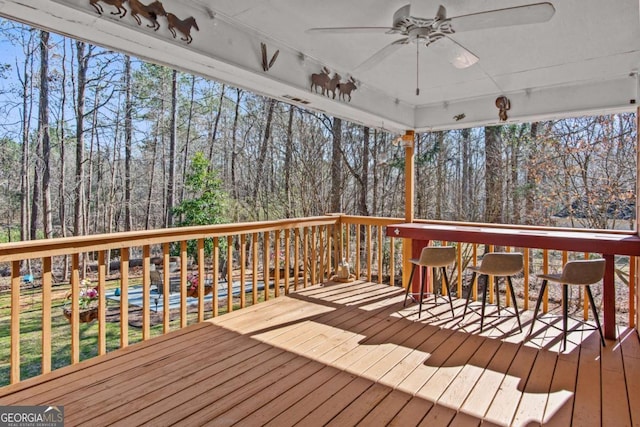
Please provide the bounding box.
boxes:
[307,2,555,95]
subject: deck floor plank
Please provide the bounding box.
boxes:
[572,332,603,427]
[0,281,636,427]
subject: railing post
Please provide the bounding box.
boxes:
[10,261,20,384]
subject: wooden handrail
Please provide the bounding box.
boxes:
[2,214,637,388]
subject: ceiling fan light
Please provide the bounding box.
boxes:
[450,49,479,69]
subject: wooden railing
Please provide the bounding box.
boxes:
[1,216,350,385]
[0,215,636,386]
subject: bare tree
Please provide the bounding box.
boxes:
[484,126,503,224]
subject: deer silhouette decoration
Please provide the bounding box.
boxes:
[310,67,331,96]
[128,0,166,30]
[325,73,341,99]
[337,77,357,102]
[166,13,199,44]
[90,0,127,18]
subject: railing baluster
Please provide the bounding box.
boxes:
[457,243,463,298]
[345,223,351,266]
[523,248,530,311]
[41,257,52,374]
[303,227,309,288]
[378,225,383,284]
[488,244,495,304]
[310,226,318,285]
[162,243,170,332]
[197,238,205,322]
[630,256,636,328]
[274,230,281,297]
[293,228,300,291]
[98,251,107,355]
[11,260,20,384]
[583,252,589,321]
[389,237,395,286]
[318,226,324,283]
[284,229,290,295]
[180,241,188,328]
[227,236,233,312]
[142,245,151,340]
[252,233,258,304]
[120,248,129,348]
[367,224,373,282]
[240,234,247,306]
[71,253,80,364]
[356,225,361,279]
[542,249,549,314]
[213,237,220,317]
[264,232,270,301]
[472,244,477,301]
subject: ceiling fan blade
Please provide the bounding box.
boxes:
[393,4,411,26]
[306,26,394,34]
[354,38,408,73]
[431,36,479,69]
[449,2,555,33]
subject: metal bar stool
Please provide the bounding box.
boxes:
[403,246,456,318]
[528,258,606,351]
[462,252,523,332]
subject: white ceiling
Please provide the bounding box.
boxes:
[2,0,640,132]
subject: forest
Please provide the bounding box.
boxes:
[0,19,637,245]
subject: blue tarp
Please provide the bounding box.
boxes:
[105,280,268,312]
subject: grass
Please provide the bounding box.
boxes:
[0,277,274,387]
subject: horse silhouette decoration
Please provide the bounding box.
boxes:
[128,0,166,30]
[166,13,199,44]
[90,0,127,18]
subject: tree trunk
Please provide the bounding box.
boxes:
[59,39,70,279]
[39,31,53,239]
[284,105,294,218]
[330,117,342,213]
[166,69,178,228]
[230,88,242,204]
[461,128,471,219]
[252,98,276,212]
[124,55,133,231]
[180,74,196,208]
[359,127,370,216]
[435,131,444,220]
[525,122,538,225]
[484,126,503,224]
[207,83,226,170]
[74,41,89,237]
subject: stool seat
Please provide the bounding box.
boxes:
[528,258,606,350]
[462,252,523,333]
[404,246,456,318]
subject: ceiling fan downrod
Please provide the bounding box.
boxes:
[416,41,420,96]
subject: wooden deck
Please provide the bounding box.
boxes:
[1,281,638,426]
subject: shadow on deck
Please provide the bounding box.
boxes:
[0,280,638,426]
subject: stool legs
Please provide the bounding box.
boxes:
[403,264,418,307]
[529,280,605,350]
[465,273,520,333]
[462,272,477,319]
[507,276,522,332]
[528,279,548,337]
[585,285,606,347]
[418,266,427,318]
[562,284,569,351]
[480,274,488,332]
[405,264,455,318]
[441,266,455,317]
